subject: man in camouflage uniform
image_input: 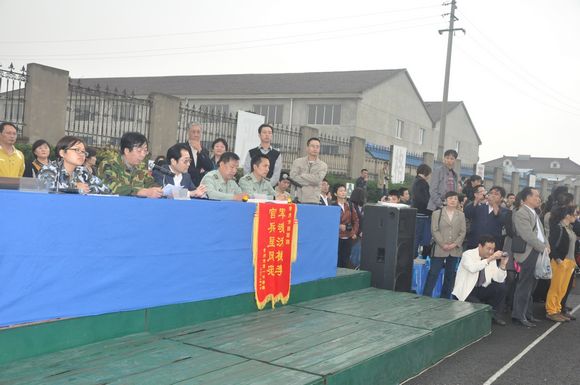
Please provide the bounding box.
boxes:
[239,154,277,199]
[201,151,246,201]
[97,132,163,198]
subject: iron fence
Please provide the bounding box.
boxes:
[177,103,237,150]
[0,64,27,137]
[271,123,301,170]
[66,80,151,148]
[319,133,350,176]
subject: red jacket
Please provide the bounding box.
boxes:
[337,201,359,239]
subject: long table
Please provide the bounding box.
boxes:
[0,191,339,327]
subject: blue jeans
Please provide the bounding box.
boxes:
[414,216,432,257]
[350,239,361,268]
[423,256,459,299]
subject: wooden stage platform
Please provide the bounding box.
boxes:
[0,270,491,385]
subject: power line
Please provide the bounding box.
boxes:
[1,19,441,61]
[0,4,441,44]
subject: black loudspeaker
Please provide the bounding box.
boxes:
[360,204,417,291]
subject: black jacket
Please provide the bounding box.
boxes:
[549,222,571,261]
[411,176,431,216]
[183,143,212,187]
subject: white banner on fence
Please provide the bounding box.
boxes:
[234,111,265,163]
[391,145,407,184]
[528,174,537,187]
[476,163,485,179]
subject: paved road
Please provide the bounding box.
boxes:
[404,276,580,385]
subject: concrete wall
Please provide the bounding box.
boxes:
[356,71,435,154]
[436,103,480,165]
[23,63,69,145]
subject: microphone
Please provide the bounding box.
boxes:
[281,172,302,188]
[148,160,175,177]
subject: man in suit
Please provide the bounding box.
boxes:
[319,178,331,205]
[183,123,213,186]
[511,187,550,327]
[152,143,206,199]
[452,234,508,326]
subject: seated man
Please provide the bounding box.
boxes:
[152,143,207,199]
[239,154,277,199]
[200,151,246,201]
[275,174,293,202]
[452,234,508,325]
[97,132,163,198]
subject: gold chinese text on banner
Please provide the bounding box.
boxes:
[253,202,298,310]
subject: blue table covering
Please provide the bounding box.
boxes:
[0,191,339,326]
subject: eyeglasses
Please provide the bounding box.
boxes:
[180,158,192,164]
[132,146,149,154]
[66,147,88,157]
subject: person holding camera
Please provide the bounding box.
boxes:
[452,234,509,326]
[334,184,359,268]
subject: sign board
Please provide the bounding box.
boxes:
[391,145,407,184]
[528,174,537,187]
[475,163,485,179]
[234,111,265,164]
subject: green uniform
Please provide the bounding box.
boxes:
[97,150,158,196]
[239,173,276,199]
[201,170,242,200]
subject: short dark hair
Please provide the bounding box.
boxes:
[398,187,408,195]
[507,193,515,199]
[350,187,366,206]
[322,178,329,184]
[478,234,496,247]
[470,174,483,182]
[120,132,148,153]
[166,143,191,164]
[86,146,97,158]
[388,189,400,198]
[519,187,537,202]
[334,183,346,193]
[474,185,486,193]
[307,137,320,146]
[251,154,269,170]
[211,137,229,151]
[444,191,459,199]
[258,124,273,134]
[417,164,432,176]
[444,149,458,158]
[361,168,368,173]
[218,151,240,165]
[0,121,17,134]
[55,136,85,159]
[31,139,50,157]
[490,185,506,198]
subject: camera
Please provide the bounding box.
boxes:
[345,223,353,232]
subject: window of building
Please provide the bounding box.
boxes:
[253,104,283,124]
[200,104,229,116]
[307,104,341,125]
[395,119,404,139]
[418,128,425,145]
[74,102,97,121]
[550,161,560,169]
[455,141,461,153]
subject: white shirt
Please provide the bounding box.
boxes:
[524,204,545,243]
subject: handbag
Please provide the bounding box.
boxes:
[429,209,443,256]
[510,213,536,254]
[535,249,552,280]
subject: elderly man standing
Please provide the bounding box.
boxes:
[243,123,282,187]
[0,122,25,177]
[201,151,246,201]
[427,149,459,212]
[290,137,327,204]
[183,122,213,186]
[511,187,550,328]
[97,132,163,198]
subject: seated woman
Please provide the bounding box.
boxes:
[24,139,51,178]
[210,138,228,170]
[38,136,111,194]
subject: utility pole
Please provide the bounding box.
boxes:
[437,0,465,159]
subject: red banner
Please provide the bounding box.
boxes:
[253,202,298,310]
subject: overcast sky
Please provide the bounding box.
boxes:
[2,0,579,164]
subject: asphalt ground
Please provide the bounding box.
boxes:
[403,275,580,385]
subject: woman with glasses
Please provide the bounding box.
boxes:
[38,136,111,194]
